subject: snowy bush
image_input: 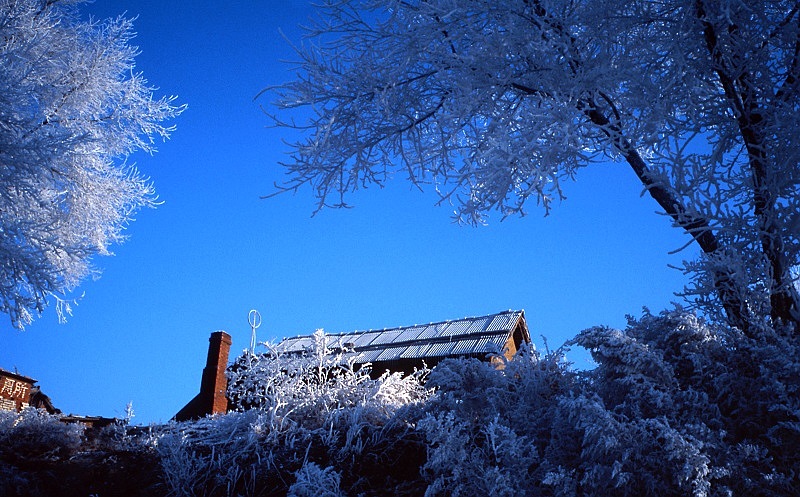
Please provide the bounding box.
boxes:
[152,411,271,497]
[419,345,575,496]
[0,408,83,460]
[0,409,86,496]
[153,330,432,496]
[415,309,800,496]
[288,462,345,497]
[567,309,800,496]
[225,330,431,454]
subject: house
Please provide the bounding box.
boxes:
[274,309,531,378]
[174,310,530,420]
[0,369,57,414]
[29,385,60,415]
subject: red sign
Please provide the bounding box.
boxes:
[0,374,33,412]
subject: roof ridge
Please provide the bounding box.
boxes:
[0,367,37,383]
[282,309,523,340]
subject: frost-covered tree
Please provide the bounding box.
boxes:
[270,0,800,333]
[0,0,183,329]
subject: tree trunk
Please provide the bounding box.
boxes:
[697,0,800,331]
[579,100,752,332]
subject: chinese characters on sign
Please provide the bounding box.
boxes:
[0,374,33,412]
[1,377,29,398]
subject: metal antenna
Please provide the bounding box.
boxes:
[248,309,262,354]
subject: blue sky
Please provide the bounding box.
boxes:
[1,0,695,424]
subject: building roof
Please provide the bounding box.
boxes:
[0,367,36,384]
[274,310,528,365]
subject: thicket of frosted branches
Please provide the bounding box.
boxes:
[154,331,432,496]
[101,314,800,496]
[5,313,797,496]
[420,311,800,496]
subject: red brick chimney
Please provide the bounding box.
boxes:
[200,331,232,415]
[174,330,232,421]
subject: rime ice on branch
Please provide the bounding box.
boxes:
[268,0,800,332]
[0,0,184,329]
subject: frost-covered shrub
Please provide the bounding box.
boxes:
[288,462,345,497]
[0,408,86,496]
[420,410,538,497]
[228,330,429,416]
[1,310,797,496]
[569,309,800,496]
[225,330,431,451]
[420,345,573,496]
[0,409,163,496]
[147,310,799,496]
[153,411,273,497]
[417,309,800,496]
[0,408,83,459]
[154,330,432,496]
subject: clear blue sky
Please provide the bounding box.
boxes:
[1,0,695,424]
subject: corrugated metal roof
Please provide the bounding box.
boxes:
[370,329,404,345]
[427,341,457,357]
[354,349,382,363]
[398,342,432,359]
[274,310,526,364]
[351,332,381,348]
[274,336,314,354]
[376,346,404,362]
[417,322,448,339]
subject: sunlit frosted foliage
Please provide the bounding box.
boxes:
[0,408,83,458]
[0,0,183,328]
[420,347,574,496]
[270,0,800,331]
[152,332,431,496]
[227,330,431,419]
